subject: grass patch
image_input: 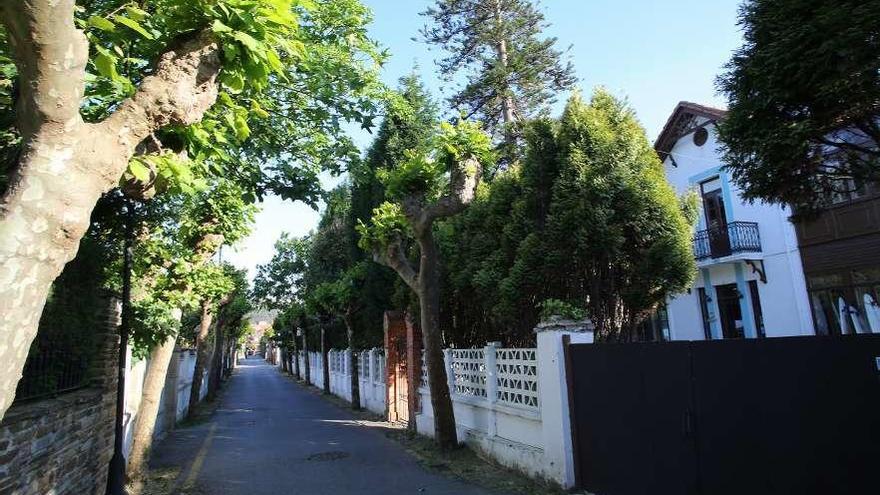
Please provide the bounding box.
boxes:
[386,429,566,495]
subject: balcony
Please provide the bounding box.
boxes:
[693,221,762,261]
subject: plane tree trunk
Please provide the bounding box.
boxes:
[0,0,221,420]
[188,301,214,417]
[371,156,483,450]
[126,326,178,480]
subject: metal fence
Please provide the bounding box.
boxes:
[14,346,91,402]
[693,221,762,260]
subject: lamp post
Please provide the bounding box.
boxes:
[106,199,134,495]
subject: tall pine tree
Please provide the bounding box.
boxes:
[420,0,576,147]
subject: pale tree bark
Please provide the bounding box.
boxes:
[372,157,482,450]
[188,301,214,417]
[321,324,330,394]
[291,331,301,380]
[344,311,360,410]
[125,334,177,482]
[0,0,222,419]
[302,329,310,384]
[207,302,231,402]
[128,237,222,479]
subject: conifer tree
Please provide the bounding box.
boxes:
[420,0,576,146]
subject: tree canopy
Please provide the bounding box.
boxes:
[420,0,576,142]
[439,90,697,343]
[716,0,880,211]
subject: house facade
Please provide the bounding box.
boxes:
[654,102,814,340]
[794,182,880,334]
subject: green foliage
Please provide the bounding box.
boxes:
[435,120,495,168]
[377,152,445,201]
[716,0,880,211]
[252,233,311,309]
[356,202,408,252]
[538,299,586,322]
[3,0,387,204]
[375,119,494,203]
[130,296,180,359]
[0,28,17,193]
[439,90,696,344]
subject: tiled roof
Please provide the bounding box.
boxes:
[654,101,728,158]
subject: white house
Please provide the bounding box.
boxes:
[653,102,814,340]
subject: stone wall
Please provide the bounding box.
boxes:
[0,297,120,495]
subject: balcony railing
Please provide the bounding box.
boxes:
[693,221,761,261]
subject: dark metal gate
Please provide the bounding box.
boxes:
[566,335,880,495]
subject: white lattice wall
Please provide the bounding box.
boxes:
[495,348,539,410]
[450,349,488,399]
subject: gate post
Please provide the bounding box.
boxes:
[535,318,594,489]
[405,315,422,420]
[485,342,500,437]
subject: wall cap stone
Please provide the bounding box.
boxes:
[534,317,595,333]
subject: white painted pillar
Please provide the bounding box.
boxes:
[443,349,456,397]
[536,319,594,489]
[484,342,500,437]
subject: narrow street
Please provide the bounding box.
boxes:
[148,358,494,495]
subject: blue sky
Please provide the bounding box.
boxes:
[225,0,745,278]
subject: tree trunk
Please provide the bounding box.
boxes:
[345,315,361,410]
[321,325,330,394]
[292,334,301,380]
[281,347,289,373]
[126,334,177,480]
[207,306,227,402]
[418,232,458,450]
[494,0,515,125]
[188,301,213,417]
[0,0,221,420]
[303,331,310,384]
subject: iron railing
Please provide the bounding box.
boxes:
[693,221,761,260]
[14,347,90,402]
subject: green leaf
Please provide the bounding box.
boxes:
[220,71,245,93]
[233,32,262,53]
[113,15,155,40]
[87,16,115,32]
[233,114,251,141]
[94,52,119,80]
[211,20,233,33]
[124,6,149,21]
[128,159,151,182]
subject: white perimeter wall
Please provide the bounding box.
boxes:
[122,347,211,459]
[287,328,593,489]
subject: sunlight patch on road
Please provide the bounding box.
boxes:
[316,419,395,429]
[182,422,218,490]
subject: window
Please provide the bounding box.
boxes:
[635,304,671,342]
[807,267,880,335]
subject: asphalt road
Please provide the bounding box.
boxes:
[148,357,493,495]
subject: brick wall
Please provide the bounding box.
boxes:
[0,296,120,495]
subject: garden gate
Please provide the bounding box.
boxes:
[566,335,880,494]
[384,311,422,426]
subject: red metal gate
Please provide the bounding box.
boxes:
[384,311,421,426]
